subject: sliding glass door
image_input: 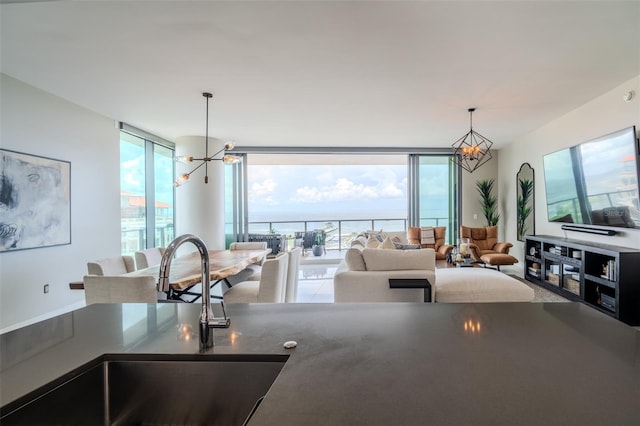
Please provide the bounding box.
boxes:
[225,151,460,249]
[409,155,460,244]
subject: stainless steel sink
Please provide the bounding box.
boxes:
[1,353,288,426]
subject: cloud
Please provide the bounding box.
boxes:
[249,178,280,205]
[291,176,404,204]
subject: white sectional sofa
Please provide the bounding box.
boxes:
[334,247,436,302]
[334,231,534,303]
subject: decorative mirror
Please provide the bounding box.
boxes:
[516,163,535,241]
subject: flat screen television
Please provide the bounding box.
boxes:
[543,126,640,230]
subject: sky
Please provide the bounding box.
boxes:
[247,164,408,222]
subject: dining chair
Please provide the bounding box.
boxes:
[135,247,166,269]
[223,252,289,303]
[87,255,136,276]
[285,247,302,303]
[83,275,159,305]
[226,241,267,286]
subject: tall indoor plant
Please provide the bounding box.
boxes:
[476,178,500,226]
[517,178,534,239]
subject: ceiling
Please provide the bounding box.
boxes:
[1,1,639,150]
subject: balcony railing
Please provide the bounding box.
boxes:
[244,217,449,251]
[122,217,450,254]
[121,224,175,256]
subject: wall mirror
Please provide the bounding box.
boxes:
[516,163,535,241]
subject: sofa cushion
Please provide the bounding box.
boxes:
[434,268,534,303]
[345,247,366,271]
[407,226,421,245]
[362,248,435,271]
[462,225,498,251]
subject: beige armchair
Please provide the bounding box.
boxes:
[459,225,517,270]
[223,252,289,303]
[87,256,136,276]
[134,247,166,269]
[407,226,454,260]
[83,275,158,305]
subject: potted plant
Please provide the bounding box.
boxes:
[517,178,534,240]
[312,231,324,256]
[476,178,500,226]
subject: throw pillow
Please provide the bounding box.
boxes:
[365,234,381,248]
[394,243,420,250]
[380,236,396,250]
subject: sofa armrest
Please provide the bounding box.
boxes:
[334,268,436,303]
[436,244,454,258]
[467,243,483,262]
[493,242,513,254]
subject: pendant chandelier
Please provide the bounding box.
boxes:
[174,92,240,187]
[451,108,493,173]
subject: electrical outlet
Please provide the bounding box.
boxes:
[473,213,478,220]
[44,284,49,294]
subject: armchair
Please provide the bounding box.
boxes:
[459,225,517,270]
[407,226,454,260]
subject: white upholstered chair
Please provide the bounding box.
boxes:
[83,275,159,305]
[87,256,136,276]
[285,247,302,303]
[223,252,289,303]
[135,247,166,269]
[225,241,268,285]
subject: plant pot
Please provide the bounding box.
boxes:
[312,245,323,256]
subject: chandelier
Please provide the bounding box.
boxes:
[451,108,493,173]
[174,92,240,187]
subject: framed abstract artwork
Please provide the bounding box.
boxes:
[0,149,71,252]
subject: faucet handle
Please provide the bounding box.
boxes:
[210,300,230,328]
[209,317,231,328]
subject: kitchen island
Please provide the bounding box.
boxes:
[2,302,639,424]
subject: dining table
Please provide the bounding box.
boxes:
[126,248,271,302]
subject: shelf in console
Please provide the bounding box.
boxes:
[584,274,616,289]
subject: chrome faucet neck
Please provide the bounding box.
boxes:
[158,234,229,350]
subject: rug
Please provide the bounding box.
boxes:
[506,274,570,303]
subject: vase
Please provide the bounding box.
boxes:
[312,245,323,256]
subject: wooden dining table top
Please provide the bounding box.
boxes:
[127,248,271,290]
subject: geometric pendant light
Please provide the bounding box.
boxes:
[451,108,493,173]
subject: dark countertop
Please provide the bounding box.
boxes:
[2,302,639,424]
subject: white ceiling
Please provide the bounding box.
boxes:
[1,1,639,150]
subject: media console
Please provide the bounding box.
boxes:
[524,235,640,326]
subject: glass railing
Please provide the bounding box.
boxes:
[122,217,449,254]
[121,224,175,256]
[245,217,449,251]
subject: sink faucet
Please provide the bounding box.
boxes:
[158,234,230,350]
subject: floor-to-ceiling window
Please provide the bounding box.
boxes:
[225,150,459,249]
[120,124,175,255]
[409,155,460,244]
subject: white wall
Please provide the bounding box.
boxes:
[1,74,121,332]
[460,152,501,237]
[499,75,640,262]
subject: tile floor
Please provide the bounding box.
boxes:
[296,263,338,303]
[294,252,569,304]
